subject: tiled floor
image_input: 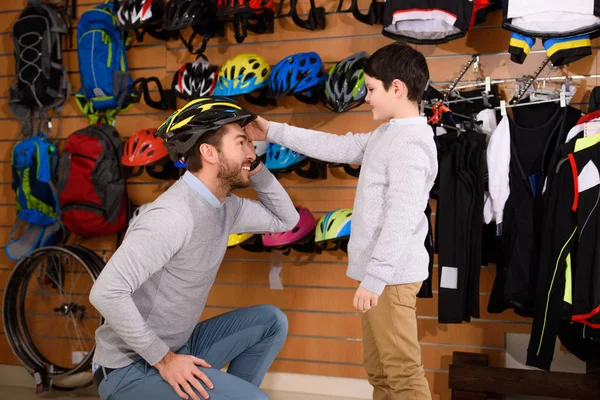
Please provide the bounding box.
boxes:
[0,386,362,400]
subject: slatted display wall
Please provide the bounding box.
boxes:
[0,2,598,399]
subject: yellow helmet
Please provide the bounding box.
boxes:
[227,233,255,248]
[214,53,270,96]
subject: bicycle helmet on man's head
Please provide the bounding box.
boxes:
[323,52,368,113]
[155,96,256,162]
[213,53,270,96]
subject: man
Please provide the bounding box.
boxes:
[89,97,300,400]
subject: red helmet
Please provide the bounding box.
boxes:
[122,128,169,167]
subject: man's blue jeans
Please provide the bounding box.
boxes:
[96,304,288,400]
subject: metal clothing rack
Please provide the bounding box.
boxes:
[437,73,600,92]
[443,55,482,100]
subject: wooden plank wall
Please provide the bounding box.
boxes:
[0,2,597,399]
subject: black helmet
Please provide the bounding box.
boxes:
[117,0,167,31]
[155,97,256,161]
[163,0,212,31]
[172,59,219,100]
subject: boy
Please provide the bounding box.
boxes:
[244,43,437,400]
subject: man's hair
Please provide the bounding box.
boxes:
[364,42,429,103]
[185,125,228,172]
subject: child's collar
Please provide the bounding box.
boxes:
[389,116,427,126]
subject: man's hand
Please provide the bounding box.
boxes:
[154,351,214,400]
[353,287,379,313]
[244,116,270,142]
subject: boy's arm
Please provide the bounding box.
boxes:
[229,164,299,234]
[360,135,435,296]
[267,121,373,165]
[89,208,189,366]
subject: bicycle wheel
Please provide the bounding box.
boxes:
[3,245,105,390]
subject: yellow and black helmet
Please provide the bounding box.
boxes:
[155,96,256,161]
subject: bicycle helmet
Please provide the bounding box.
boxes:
[117,0,166,31]
[323,52,368,113]
[228,233,255,247]
[213,53,271,96]
[163,0,212,31]
[315,208,352,252]
[263,206,316,247]
[155,96,256,162]
[172,59,219,100]
[267,52,328,99]
[265,143,306,171]
[163,0,220,55]
[265,143,327,179]
[216,0,275,43]
[122,128,181,180]
[122,128,168,167]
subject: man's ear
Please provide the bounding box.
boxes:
[200,143,219,165]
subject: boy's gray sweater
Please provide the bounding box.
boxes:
[267,117,438,295]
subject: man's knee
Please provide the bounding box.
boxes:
[254,304,288,336]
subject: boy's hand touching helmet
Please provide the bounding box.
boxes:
[244,116,270,142]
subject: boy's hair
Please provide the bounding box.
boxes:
[364,42,429,103]
[186,125,228,172]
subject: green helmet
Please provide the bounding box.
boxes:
[315,208,352,243]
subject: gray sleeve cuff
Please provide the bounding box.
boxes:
[360,274,387,296]
[139,335,170,366]
[249,163,276,189]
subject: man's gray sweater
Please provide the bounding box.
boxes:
[267,117,438,296]
[89,167,299,368]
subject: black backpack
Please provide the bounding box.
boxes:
[9,0,72,136]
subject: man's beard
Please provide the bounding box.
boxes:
[217,154,250,192]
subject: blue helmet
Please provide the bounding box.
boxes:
[265,143,307,171]
[267,52,328,99]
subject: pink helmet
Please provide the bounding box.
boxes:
[263,206,317,247]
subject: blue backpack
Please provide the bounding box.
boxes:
[5,133,63,261]
[74,1,134,125]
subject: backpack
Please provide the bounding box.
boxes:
[57,124,129,237]
[5,133,63,261]
[74,1,134,126]
[8,0,71,137]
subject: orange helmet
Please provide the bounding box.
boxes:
[122,128,169,167]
